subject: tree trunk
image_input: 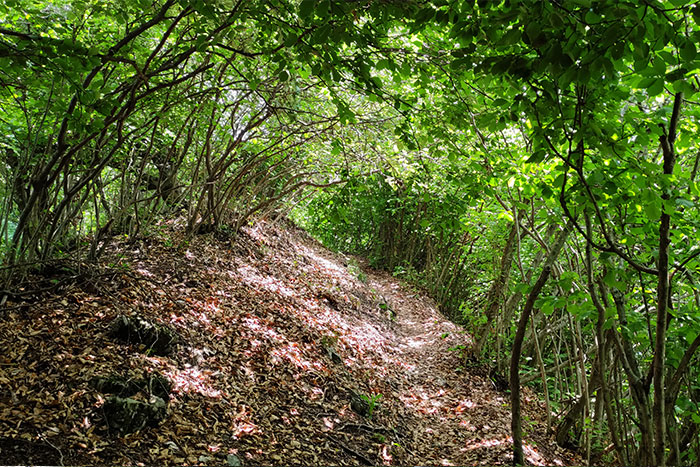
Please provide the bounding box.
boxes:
[474,218,519,356]
[555,350,602,449]
[654,92,682,467]
[511,220,572,465]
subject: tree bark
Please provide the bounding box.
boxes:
[511,220,572,465]
[654,92,682,467]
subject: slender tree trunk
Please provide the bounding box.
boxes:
[511,220,572,465]
[530,313,551,431]
[555,351,602,449]
[610,288,654,465]
[475,218,519,356]
[654,92,682,467]
[583,215,626,462]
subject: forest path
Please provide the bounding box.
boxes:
[0,217,577,466]
[268,219,576,466]
[338,260,565,466]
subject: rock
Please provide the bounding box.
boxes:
[90,374,142,396]
[143,372,173,400]
[198,455,213,463]
[108,314,179,356]
[350,392,371,417]
[226,454,242,466]
[103,395,167,435]
[326,346,343,364]
[90,372,172,401]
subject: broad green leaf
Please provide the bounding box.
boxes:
[647,78,665,96]
[645,199,662,220]
[681,42,697,62]
[299,0,315,19]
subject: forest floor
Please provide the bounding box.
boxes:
[0,217,581,466]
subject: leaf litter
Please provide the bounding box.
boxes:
[0,216,580,465]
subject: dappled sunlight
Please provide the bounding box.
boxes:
[453,398,475,413]
[164,367,223,399]
[230,405,261,440]
[240,313,329,374]
[270,342,326,372]
[399,385,449,415]
[299,246,352,279]
[461,436,554,466]
[465,436,507,451]
[136,267,155,277]
[242,315,283,342]
[403,335,431,349]
[238,264,297,298]
[167,297,226,337]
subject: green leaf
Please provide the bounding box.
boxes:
[526,150,545,163]
[647,78,665,96]
[676,198,694,208]
[299,0,315,19]
[500,27,521,46]
[681,42,697,62]
[645,199,662,220]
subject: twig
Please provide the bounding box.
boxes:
[328,434,374,465]
[37,432,65,467]
[339,422,392,435]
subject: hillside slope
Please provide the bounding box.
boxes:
[1,218,578,465]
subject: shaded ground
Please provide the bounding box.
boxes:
[0,217,579,465]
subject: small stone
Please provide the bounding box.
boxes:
[198,455,213,463]
[328,348,343,364]
[227,454,242,466]
[165,441,180,452]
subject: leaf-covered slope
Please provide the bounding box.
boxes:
[1,218,579,465]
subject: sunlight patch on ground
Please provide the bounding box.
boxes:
[241,314,328,374]
[399,385,449,415]
[465,436,506,450]
[453,399,475,413]
[230,405,261,440]
[238,265,297,298]
[297,246,348,277]
[404,336,430,349]
[165,367,222,398]
[380,444,393,464]
[462,436,552,466]
[270,342,325,372]
[167,297,226,336]
[523,442,548,465]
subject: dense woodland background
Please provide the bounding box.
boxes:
[2,0,700,465]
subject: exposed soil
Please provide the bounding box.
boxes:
[0,217,580,465]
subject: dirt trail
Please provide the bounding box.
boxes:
[0,217,579,466]
[264,219,577,466]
